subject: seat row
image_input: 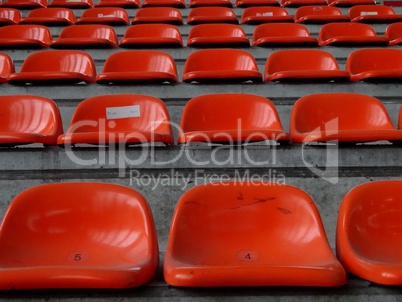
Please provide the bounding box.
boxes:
[0,180,401,289]
[0,0,378,9]
[3,22,402,48]
[1,93,402,147]
[2,48,402,85]
[1,5,402,26]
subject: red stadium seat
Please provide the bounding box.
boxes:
[188,7,238,24]
[0,182,159,289]
[385,22,402,45]
[0,24,52,48]
[290,93,402,143]
[142,0,185,7]
[189,0,232,7]
[0,0,47,8]
[349,5,402,23]
[327,0,375,6]
[183,49,262,83]
[51,24,118,48]
[187,24,249,47]
[8,50,96,85]
[96,50,178,84]
[19,7,76,25]
[281,0,326,7]
[241,7,293,24]
[131,7,183,25]
[265,49,349,82]
[58,94,173,145]
[75,7,129,25]
[0,8,21,25]
[48,0,92,8]
[0,52,14,83]
[235,0,279,7]
[164,181,346,287]
[94,0,140,8]
[294,6,350,23]
[0,95,62,146]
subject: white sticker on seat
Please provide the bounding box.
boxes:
[98,14,116,17]
[256,12,273,16]
[67,0,81,2]
[360,11,379,15]
[106,105,140,119]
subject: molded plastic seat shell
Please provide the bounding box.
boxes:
[235,0,280,7]
[399,106,402,130]
[385,22,402,45]
[0,95,63,146]
[187,24,249,47]
[0,53,14,83]
[183,49,262,83]
[94,0,140,8]
[281,0,326,7]
[51,25,118,48]
[337,180,402,284]
[349,5,402,23]
[0,182,159,289]
[131,7,183,25]
[119,24,183,48]
[48,0,93,8]
[347,48,402,81]
[327,0,375,6]
[178,94,289,144]
[0,24,52,48]
[318,23,389,46]
[189,0,232,7]
[76,7,129,25]
[253,23,318,46]
[20,7,76,25]
[294,6,350,23]
[142,0,185,7]
[241,7,293,24]
[289,93,402,143]
[96,50,178,84]
[8,50,96,85]
[0,8,21,25]
[265,49,349,82]
[188,7,238,24]
[164,181,347,287]
[0,0,47,8]
[58,94,173,145]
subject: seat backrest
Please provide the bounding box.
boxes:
[0,95,63,143]
[95,0,140,7]
[319,22,378,41]
[290,93,396,135]
[295,5,345,19]
[121,23,182,42]
[189,0,232,6]
[79,7,129,22]
[184,49,259,73]
[399,105,402,130]
[242,6,291,20]
[142,0,186,7]
[0,8,21,24]
[253,23,313,41]
[0,0,47,8]
[188,6,237,18]
[348,5,397,19]
[56,24,117,43]
[346,48,402,75]
[65,94,172,138]
[385,22,402,44]
[0,24,52,47]
[24,7,76,22]
[48,0,93,7]
[266,49,341,74]
[180,93,286,133]
[188,23,247,41]
[134,7,183,20]
[0,52,14,81]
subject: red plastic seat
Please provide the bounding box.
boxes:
[142,0,185,7]
[281,0,326,7]
[8,50,96,85]
[385,22,402,45]
[75,7,129,25]
[252,23,318,46]
[337,180,402,284]
[0,53,14,83]
[0,24,52,48]
[164,181,346,287]
[51,25,118,48]
[189,0,232,7]
[0,182,158,289]
[349,5,402,23]
[187,24,249,47]
[19,7,76,25]
[241,7,293,24]
[178,94,289,144]
[290,93,402,143]
[96,51,178,84]
[235,0,280,7]
[48,0,93,8]
[347,48,402,81]
[183,49,262,83]
[0,8,21,25]
[0,0,47,8]
[58,94,173,145]
[94,0,140,8]
[265,49,349,82]
[0,95,62,146]
[399,106,402,129]
[188,7,238,24]
[119,24,182,48]
[294,6,350,23]
[327,0,375,6]
[131,7,183,25]
[318,23,389,46]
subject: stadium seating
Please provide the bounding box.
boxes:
[187,23,249,47]
[94,0,140,7]
[281,0,326,7]
[385,22,402,45]
[19,7,76,25]
[48,0,93,8]
[241,6,293,23]
[187,7,238,24]
[142,0,185,7]
[349,5,402,23]
[119,24,183,47]
[0,24,52,48]
[327,0,375,6]
[75,7,129,25]
[0,8,22,25]
[0,0,47,8]
[189,0,232,7]
[0,52,14,82]
[131,7,183,24]
[294,6,350,23]
[235,0,280,6]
